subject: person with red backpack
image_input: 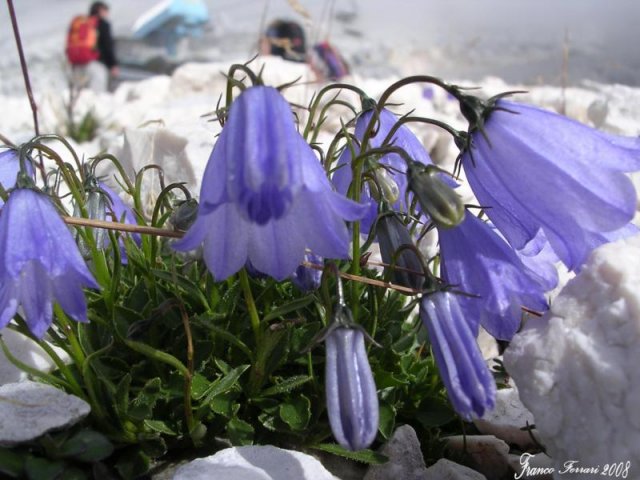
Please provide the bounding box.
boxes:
[66,2,119,92]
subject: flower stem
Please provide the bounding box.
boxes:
[239,268,262,343]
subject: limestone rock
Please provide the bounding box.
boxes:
[424,459,487,480]
[363,425,427,480]
[504,234,640,467]
[444,435,510,480]
[474,388,537,448]
[173,445,339,480]
[0,381,90,447]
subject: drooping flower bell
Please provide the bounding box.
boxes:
[290,252,323,292]
[173,86,366,281]
[420,291,496,419]
[0,188,99,338]
[325,323,379,451]
[375,213,425,291]
[438,211,548,340]
[332,107,441,232]
[457,95,640,271]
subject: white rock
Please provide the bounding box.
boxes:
[363,425,427,480]
[504,234,640,468]
[474,388,537,448]
[0,381,90,447]
[444,435,510,479]
[424,459,487,480]
[173,446,339,480]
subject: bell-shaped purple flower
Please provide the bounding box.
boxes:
[325,326,379,450]
[0,189,99,338]
[463,100,640,271]
[291,252,323,292]
[376,213,424,291]
[420,291,496,419]
[173,86,366,281]
[439,211,548,340]
[332,108,437,232]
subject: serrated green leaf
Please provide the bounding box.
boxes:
[378,402,396,439]
[58,430,114,463]
[129,378,162,421]
[310,444,388,465]
[279,395,311,431]
[264,296,315,322]
[144,420,178,436]
[198,364,250,403]
[259,375,312,397]
[226,417,254,445]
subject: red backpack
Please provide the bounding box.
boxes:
[65,15,100,65]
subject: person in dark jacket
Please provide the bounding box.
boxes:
[88,1,119,91]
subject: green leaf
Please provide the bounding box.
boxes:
[190,373,211,399]
[58,430,114,462]
[198,364,250,403]
[115,374,132,417]
[208,394,239,417]
[310,444,388,465]
[264,296,315,322]
[259,375,312,397]
[378,402,396,439]
[129,377,162,421]
[24,457,66,480]
[279,395,311,431]
[226,417,254,446]
[144,420,178,436]
[115,447,151,480]
[0,447,24,478]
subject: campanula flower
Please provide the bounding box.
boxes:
[376,213,424,291]
[0,189,99,338]
[173,86,366,281]
[420,291,496,419]
[291,252,322,292]
[332,108,439,232]
[462,99,640,271]
[438,211,548,340]
[325,326,379,450]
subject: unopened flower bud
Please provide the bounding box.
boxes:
[407,163,464,229]
[325,326,379,451]
[374,167,400,204]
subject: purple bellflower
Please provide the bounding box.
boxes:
[332,108,439,232]
[420,291,496,419]
[376,213,424,291]
[462,99,640,271]
[325,326,379,450]
[438,211,548,341]
[0,189,99,338]
[173,86,366,281]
